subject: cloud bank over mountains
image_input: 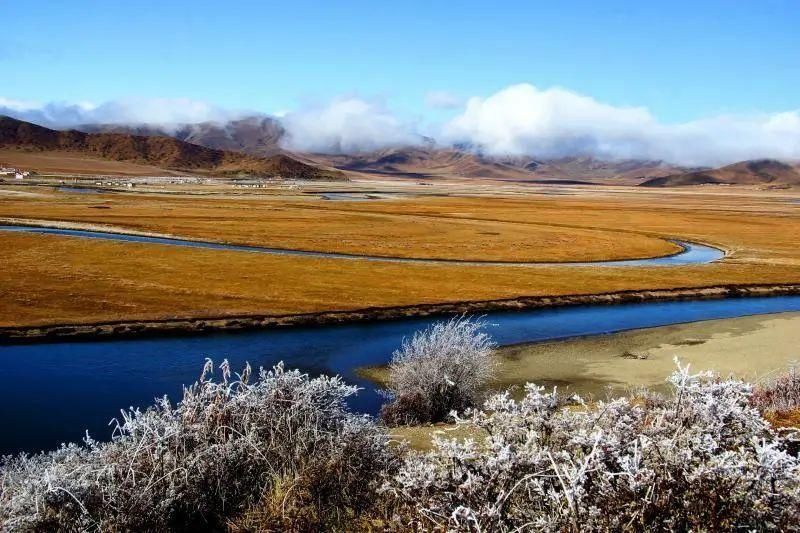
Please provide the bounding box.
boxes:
[3,84,800,166]
[441,84,800,167]
[279,97,420,153]
[0,97,241,130]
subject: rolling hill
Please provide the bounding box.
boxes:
[641,159,800,187]
[307,147,539,180]
[307,148,687,184]
[77,116,285,157]
[0,116,345,180]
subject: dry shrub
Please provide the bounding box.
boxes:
[384,360,800,532]
[381,317,496,425]
[753,366,800,416]
[0,360,396,532]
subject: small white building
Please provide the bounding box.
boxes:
[14,171,24,180]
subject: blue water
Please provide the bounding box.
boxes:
[56,186,108,194]
[0,225,725,266]
[2,295,800,455]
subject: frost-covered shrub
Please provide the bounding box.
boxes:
[0,360,396,532]
[381,317,496,425]
[385,361,800,532]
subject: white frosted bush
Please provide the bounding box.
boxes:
[3,333,800,531]
[382,316,496,424]
[386,361,800,531]
[0,360,395,532]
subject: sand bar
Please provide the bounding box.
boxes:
[497,312,800,398]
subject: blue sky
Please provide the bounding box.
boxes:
[4,0,799,120]
[2,1,799,164]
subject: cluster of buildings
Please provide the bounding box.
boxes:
[233,179,300,190]
[0,166,31,180]
[93,180,136,188]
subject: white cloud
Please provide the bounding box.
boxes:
[424,90,464,110]
[4,86,800,165]
[442,84,800,166]
[0,96,42,111]
[0,97,242,129]
[279,96,420,154]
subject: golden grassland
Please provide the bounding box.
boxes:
[0,183,799,328]
[0,187,679,261]
[0,149,187,176]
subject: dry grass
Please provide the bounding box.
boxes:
[764,409,800,428]
[0,149,187,176]
[0,185,799,328]
[0,188,679,261]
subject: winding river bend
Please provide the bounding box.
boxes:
[3,296,800,454]
[0,222,774,455]
[0,224,725,266]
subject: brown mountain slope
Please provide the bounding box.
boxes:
[73,117,689,183]
[0,116,344,180]
[70,115,700,183]
[641,159,800,187]
[310,147,539,180]
[308,148,688,184]
[78,116,285,157]
[533,157,688,183]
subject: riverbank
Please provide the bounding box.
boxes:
[382,312,800,450]
[494,311,800,398]
[3,283,800,342]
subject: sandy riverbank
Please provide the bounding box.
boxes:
[496,311,800,398]
[360,311,800,398]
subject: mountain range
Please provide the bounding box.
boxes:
[70,116,689,184]
[0,116,343,180]
[77,116,286,158]
[641,159,800,187]
[2,114,799,187]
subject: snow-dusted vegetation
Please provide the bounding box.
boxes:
[1,323,799,532]
[381,316,497,425]
[385,362,800,531]
[0,361,396,531]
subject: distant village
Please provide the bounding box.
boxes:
[0,167,210,189]
[0,167,303,192]
[0,166,32,180]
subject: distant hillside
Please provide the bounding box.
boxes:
[309,147,539,180]
[641,159,800,187]
[71,116,698,183]
[78,116,285,157]
[531,156,688,183]
[0,116,344,180]
[308,148,688,184]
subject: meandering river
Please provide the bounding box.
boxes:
[3,296,800,454]
[0,224,724,266]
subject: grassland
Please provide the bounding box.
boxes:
[0,149,188,176]
[0,186,680,261]
[1,180,799,331]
